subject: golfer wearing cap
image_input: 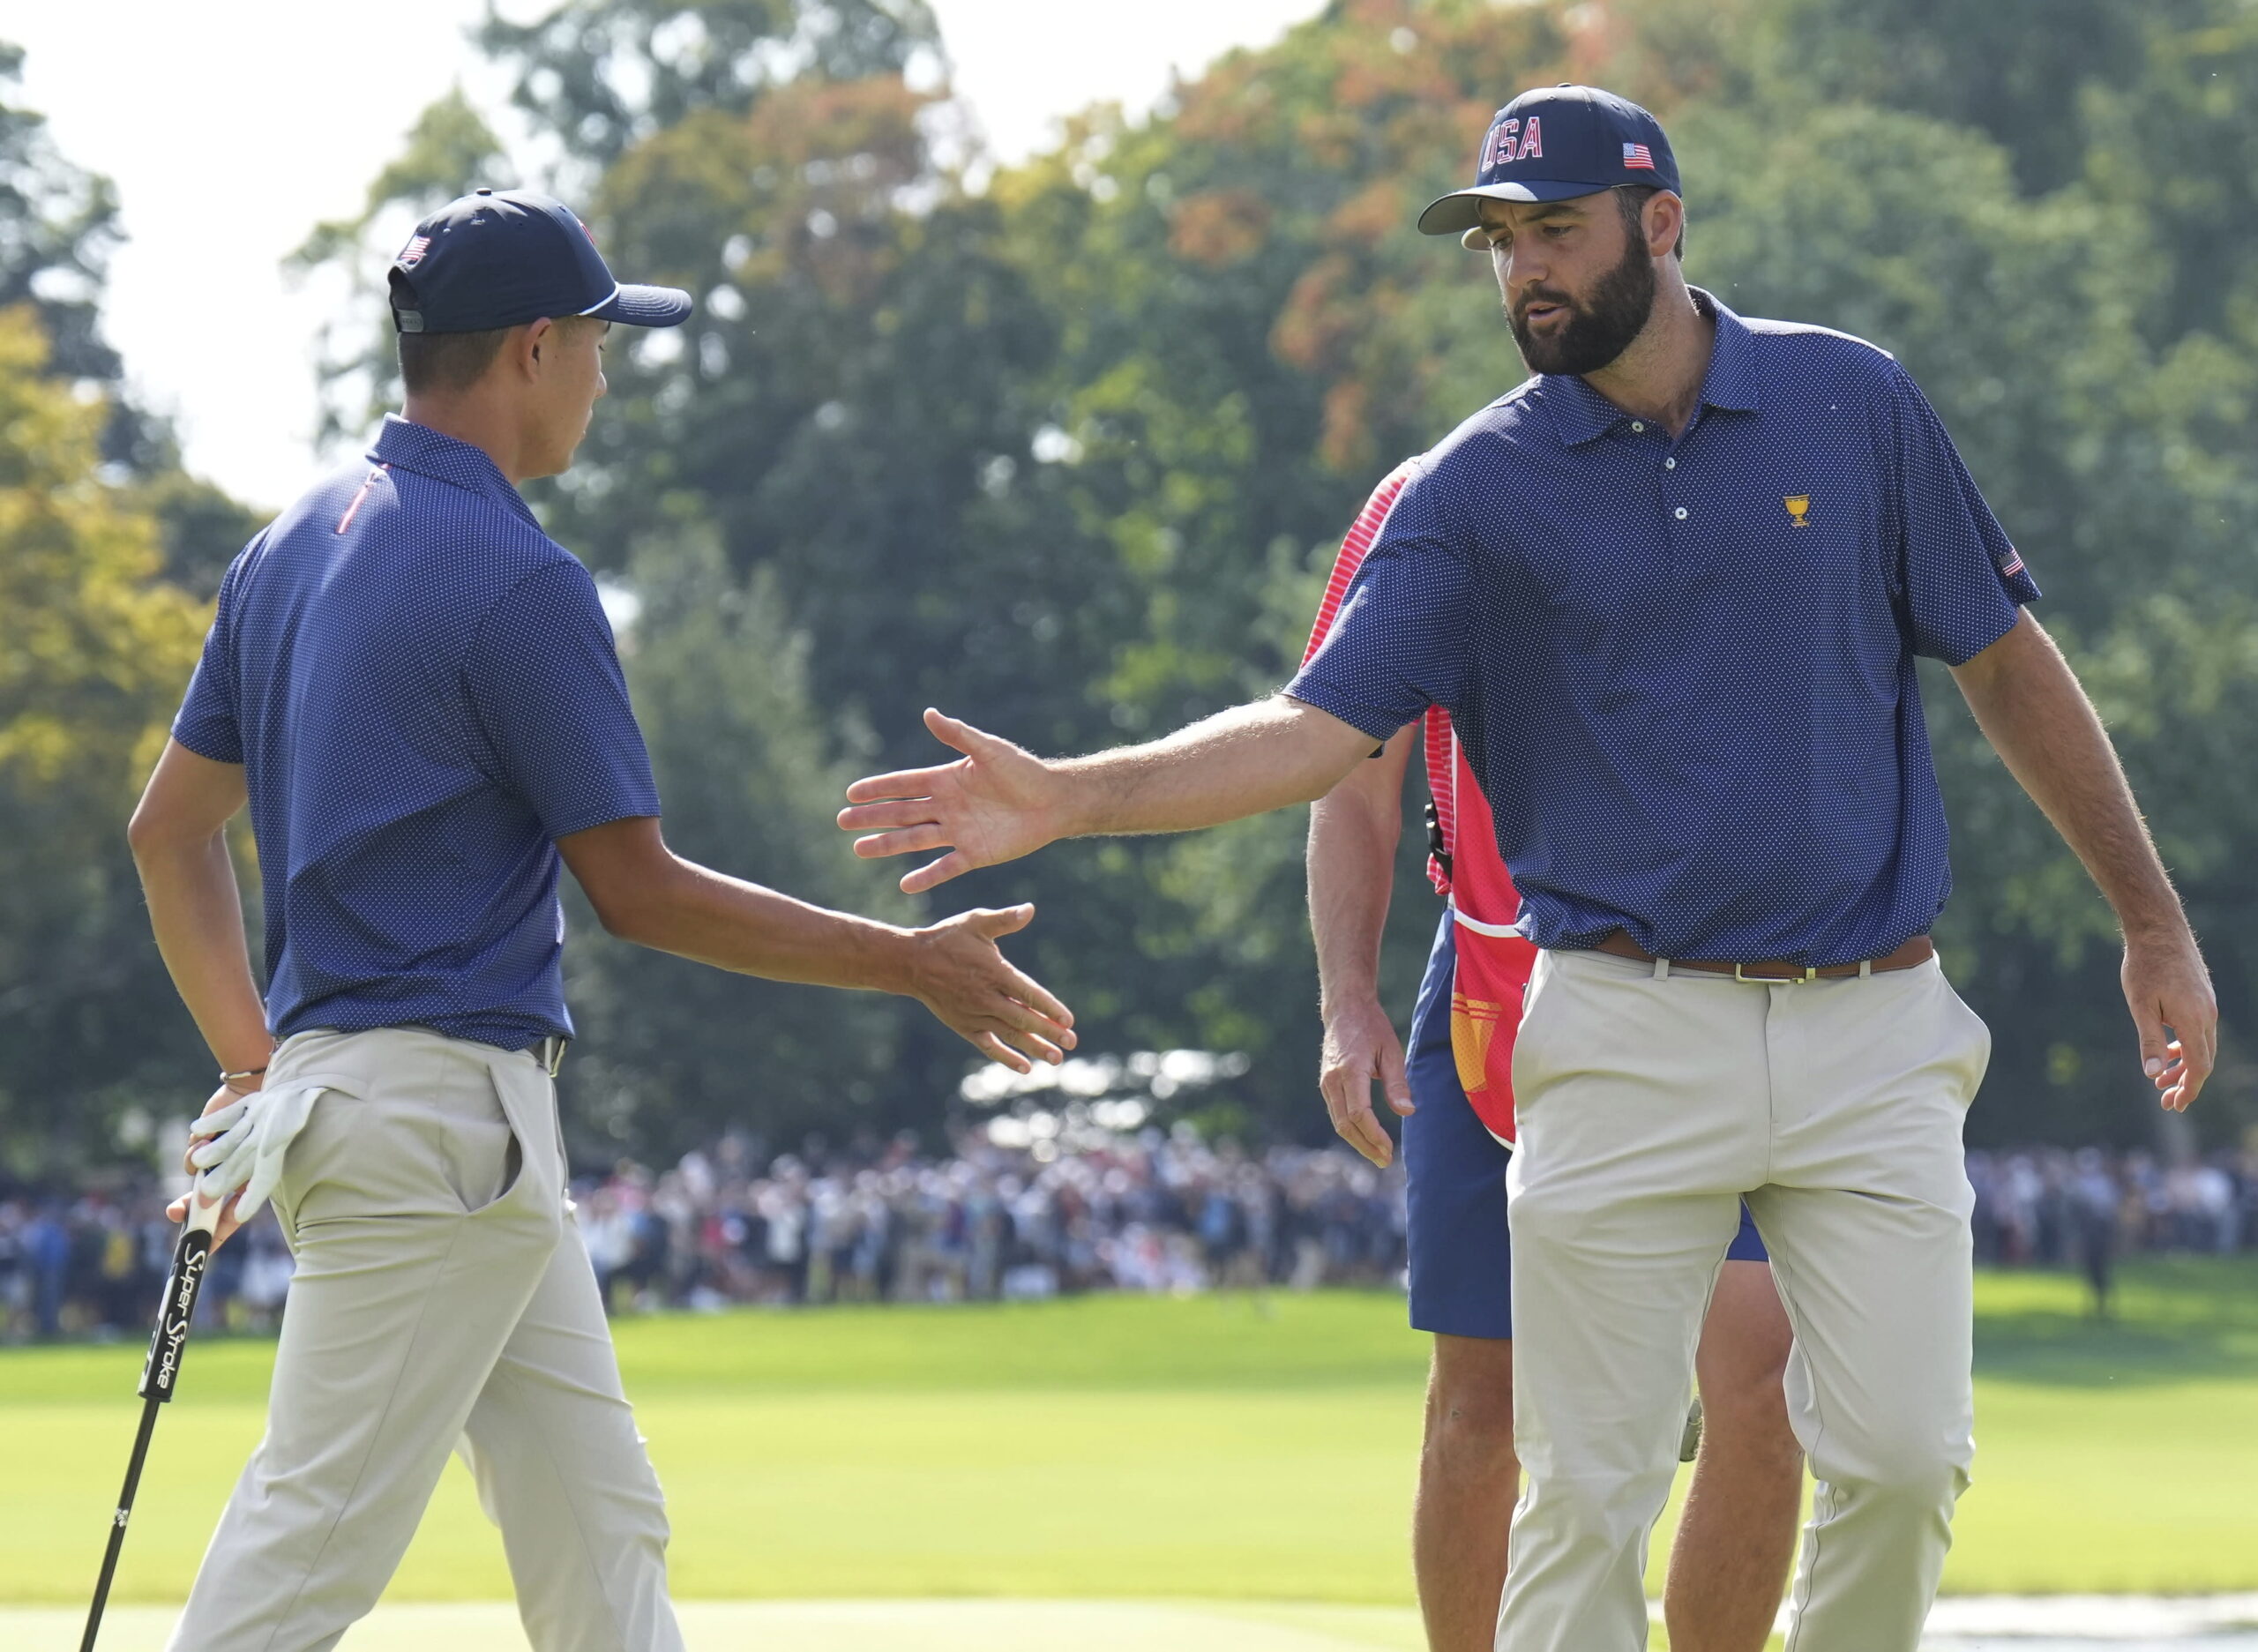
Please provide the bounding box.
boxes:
[129,188,1073,1652]
[1304,475,1803,1652]
[838,86,2215,1650]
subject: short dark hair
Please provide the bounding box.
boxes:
[1616,185,1685,261]
[392,267,520,394]
[396,324,513,396]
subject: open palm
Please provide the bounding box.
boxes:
[840,709,1068,893]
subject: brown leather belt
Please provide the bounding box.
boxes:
[1591,931,1933,982]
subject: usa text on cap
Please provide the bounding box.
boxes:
[1417,85,1679,243]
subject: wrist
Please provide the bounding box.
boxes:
[1045,759,1103,842]
[871,924,931,1001]
[219,1048,274,1092]
[1320,983,1384,1021]
[2119,908,2194,950]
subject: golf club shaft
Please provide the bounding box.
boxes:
[80,1189,221,1652]
[80,1399,161,1652]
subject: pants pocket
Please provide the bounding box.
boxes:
[444,1070,524,1215]
[1936,972,1993,1105]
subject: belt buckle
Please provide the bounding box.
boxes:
[1734,962,1816,984]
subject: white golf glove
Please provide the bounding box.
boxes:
[187,1082,331,1223]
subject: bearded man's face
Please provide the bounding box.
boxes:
[1483,193,1660,377]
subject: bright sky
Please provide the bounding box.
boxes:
[10,1,1324,511]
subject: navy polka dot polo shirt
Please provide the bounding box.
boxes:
[173,415,660,1050]
[1289,290,2040,968]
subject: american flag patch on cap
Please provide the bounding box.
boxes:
[398,235,432,266]
[1623,143,1656,170]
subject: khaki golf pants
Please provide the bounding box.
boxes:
[168,1028,684,1652]
[1497,948,1989,1652]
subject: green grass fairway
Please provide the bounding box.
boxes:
[2,1602,1776,1650]
[6,1260,2255,1610]
[0,1601,1424,1652]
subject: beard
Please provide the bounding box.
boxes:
[1507,231,1658,377]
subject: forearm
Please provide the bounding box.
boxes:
[134,832,272,1073]
[1952,614,2186,938]
[1055,695,1376,840]
[604,856,919,993]
[1307,732,1414,1008]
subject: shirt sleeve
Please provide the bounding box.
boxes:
[171,549,250,763]
[1285,460,1474,738]
[462,559,661,839]
[1888,363,2041,663]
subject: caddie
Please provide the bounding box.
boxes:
[835,86,2216,1651]
[127,187,1073,1652]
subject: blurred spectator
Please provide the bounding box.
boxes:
[8,1132,2255,1340]
[564,1123,1409,1313]
[1964,1140,2258,1314]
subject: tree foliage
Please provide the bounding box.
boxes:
[0,307,211,1173]
[289,0,2258,1155]
[558,529,916,1156]
[20,0,2258,1165]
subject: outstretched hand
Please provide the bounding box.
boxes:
[905,902,1077,1073]
[841,709,1071,894]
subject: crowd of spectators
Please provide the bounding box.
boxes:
[1966,1143,2258,1310]
[568,1125,1406,1312]
[5,1130,2255,1341]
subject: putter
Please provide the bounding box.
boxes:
[80,1184,222,1651]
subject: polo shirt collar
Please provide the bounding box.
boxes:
[1540,287,1761,446]
[368,415,540,527]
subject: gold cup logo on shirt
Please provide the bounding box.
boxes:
[1784,494,1813,527]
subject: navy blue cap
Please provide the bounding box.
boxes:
[1417,85,1679,243]
[389,188,693,335]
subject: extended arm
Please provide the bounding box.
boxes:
[1307,727,1419,1166]
[557,817,1073,1072]
[1949,610,2215,1109]
[840,696,1381,893]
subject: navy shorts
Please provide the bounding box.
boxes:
[1402,909,1768,1340]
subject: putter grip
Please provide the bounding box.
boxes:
[136,1191,220,1403]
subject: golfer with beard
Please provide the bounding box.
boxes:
[840,86,2215,1649]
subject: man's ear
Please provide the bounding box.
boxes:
[1646,192,1685,260]
[519,316,557,375]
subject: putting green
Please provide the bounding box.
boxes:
[7,1262,2255,1610]
[7,1601,1776,1650]
[0,1600,1432,1652]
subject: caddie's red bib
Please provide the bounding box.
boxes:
[1306,461,1537,1148]
[1432,726,1536,1147]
